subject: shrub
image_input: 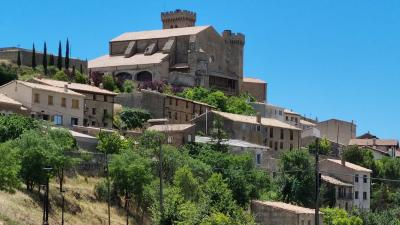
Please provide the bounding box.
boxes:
[54,70,69,81]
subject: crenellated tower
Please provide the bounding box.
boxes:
[161,9,197,29]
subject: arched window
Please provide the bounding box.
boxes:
[115,72,132,85]
[136,71,152,82]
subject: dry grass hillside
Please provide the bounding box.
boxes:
[0,176,134,225]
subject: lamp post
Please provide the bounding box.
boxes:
[42,166,53,225]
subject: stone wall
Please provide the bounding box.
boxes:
[242,81,267,102]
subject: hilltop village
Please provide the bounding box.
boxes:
[0,9,399,225]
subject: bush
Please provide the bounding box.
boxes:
[0,63,18,85]
[54,70,69,81]
[122,80,135,93]
[119,107,151,129]
[74,71,88,84]
[102,74,116,91]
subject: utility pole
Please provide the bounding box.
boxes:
[159,138,164,220]
[314,138,320,225]
[43,167,53,225]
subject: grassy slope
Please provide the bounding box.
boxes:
[0,176,133,225]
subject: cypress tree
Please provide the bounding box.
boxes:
[43,42,48,75]
[65,38,70,70]
[17,51,21,68]
[57,41,62,70]
[31,43,36,70]
[49,54,55,66]
[79,63,83,74]
[72,65,76,78]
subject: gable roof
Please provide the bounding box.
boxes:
[148,124,194,132]
[252,201,319,214]
[349,139,399,147]
[111,26,211,42]
[324,158,372,173]
[89,53,168,69]
[2,80,84,97]
[321,175,353,187]
[0,93,23,106]
[212,110,301,130]
[33,78,117,96]
[243,77,266,84]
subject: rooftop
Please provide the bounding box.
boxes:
[300,119,316,127]
[252,201,319,214]
[140,89,216,108]
[148,124,194,132]
[195,136,268,149]
[1,80,84,97]
[33,78,117,96]
[213,110,301,130]
[284,109,301,116]
[349,138,399,147]
[324,158,372,173]
[111,25,211,42]
[243,77,266,84]
[89,53,168,69]
[321,175,353,187]
[0,93,23,106]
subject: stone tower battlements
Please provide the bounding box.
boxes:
[222,30,245,46]
[161,9,197,29]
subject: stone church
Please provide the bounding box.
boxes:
[89,9,266,101]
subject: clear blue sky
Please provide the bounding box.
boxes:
[1,0,399,140]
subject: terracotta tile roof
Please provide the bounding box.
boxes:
[10,80,84,97]
[243,77,266,84]
[349,139,399,147]
[213,110,301,130]
[325,158,372,173]
[111,26,211,42]
[33,78,117,96]
[321,175,353,187]
[148,124,194,132]
[0,93,22,106]
[252,201,320,214]
[89,53,168,69]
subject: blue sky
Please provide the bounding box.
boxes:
[1,0,399,139]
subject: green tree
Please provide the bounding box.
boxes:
[0,142,21,192]
[31,43,36,69]
[210,117,228,152]
[0,114,39,142]
[205,91,228,111]
[123,80,135,93]
[308,138,332,155]
[57,41,63,70]
[102,74,117,91]
[343,145,375,170]
[174,166,200,201]
[74,70,88,84]
[0,64,18,86]
[43,42,48,75]
[119,107,150,129]
[225,96,255,115]
[17,51,21,67]
[65,38,70,70]
[54,70,69,81]
[200,173,235,214]
[277,149,315,207]
[321,208,363,225]
[96,131,126,155]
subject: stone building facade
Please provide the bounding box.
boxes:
[147,124,195,147]
[89,9,253,96]
[0,80,85,126]
[0,47,87,72]
[32,78,117,129]
[316,119,356,145]
[0,93,29,115]
[116,89,215,124]
[251,201,323,225]
[241,77,267,102]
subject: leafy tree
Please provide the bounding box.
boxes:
[358,207,400,225]
[43,42,48,75]
[0,114,39,142]
[210,117,228,152]
[96,131,126,155]
[54,70,69,81]
[0,142,21,192]
[31,43,36,69]
[174,166,200,201]
[65,38,70,70]
[123,80,135,93]
[225,96,255,115]
[138,130,166,152]
[205,91,228,111]
[200,173,235,214]
[0,63,18,85]
[308,138,332,155]
[343,146,375,170]
[17,51,21,67]
[102,74,117,91]
[119,107,150,129]
[57,41,63,70]
[321,208,363,225]
[74,70,88,84]
[277,149,315,207]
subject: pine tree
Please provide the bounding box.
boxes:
[49,54,55,66]
[31,43,36,70]
[43,42,48,75]
[65,38,70,70]
[57,41,62,70]
[17,51,21,68]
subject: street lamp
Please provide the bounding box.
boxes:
[42,166,53,225]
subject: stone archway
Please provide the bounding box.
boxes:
[115,72,132,86]
[136,71,152,82]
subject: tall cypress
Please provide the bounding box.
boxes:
[79,63,83,74]
[32,43,36,70]
[43,42,48,75]
[65,38,70,70]
[17,51,21,68]
[57,41,62,70]
[49,54,55,66]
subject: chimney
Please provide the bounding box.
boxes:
[256,112,261,123]
[372,138,376,146]
[64,84,68,92]
[99,83,103,89]
[341,156,346,166]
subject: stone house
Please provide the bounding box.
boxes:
[284,109,301,128]
[349,138,399,158]
[0,93,29,115]
[316,119,356,146]
[319,158,372,210]
[0,80,85,126]
[32,78,117,129]
[116,89,215,124]
[251,200,323,225]
[89,9,266,96]
[251,103,285,121]
[241,77,267,102]
[193,110,302,158]
[147,123,195,147]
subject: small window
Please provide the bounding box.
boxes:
[290,130,294,140]
[363,175,368,183]
[53,115,63,125]
[301,220,304,225]
[270,128,274,138]
[363,192,367,200]
[308,221,311,225]
[104,122,108,127]
[104,109,108,115]
[167,136,173,144]
[186,101,189,108]
[169,98,172,105]
[92,108,96,115]
[185,114,188,121]
[34,93,40,103]
[286,116,289,121]
[269,141,273,148]
[355,174,359,183]
[71,117,78,126]
[279,110,283,116]
[72,99,79,109]
[93,94,96,100]
[280,142,283,149]
[256,154,261,165]
[295,117,298,123]
[48,96,53,105]
[256,125,261,132]
[168,111,171,119]
[174,112,178,120]
[91,121,96,126]
[274,142,278,151]
[187,134,192,142]
[355,191,359,199]
[290,144,293,150]
[61,98,66,107]
[175,99,178,106]
[280,129,284,139]
[104,95,107,102]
